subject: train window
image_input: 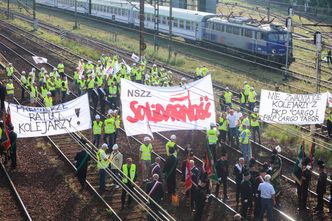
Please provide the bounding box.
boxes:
[162,16,166,25]
[233,27,240,35]
[268,33,287,41]
[110,7,113,14]
[146,14,150,21]
[244,29,253,38]
[256,32,267,40]
[174,19,178,27]
[185,21,190,30]
[121,9,125,16]
[179,20,184,29]
[226,25,232,33]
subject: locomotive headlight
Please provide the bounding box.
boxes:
[272,49,276,54]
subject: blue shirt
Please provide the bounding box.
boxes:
[227,114,237,128]
[258,181,275,199]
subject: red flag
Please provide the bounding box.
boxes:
[205,147,218,182]
[185,157,192,192]
[2,111,11,151]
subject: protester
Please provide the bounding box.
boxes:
[121,158,137,209]
[258,174,276,221]
[163,148,178,196]
[109,144,123,189]
[96,143,110,192]
[146,174,164,221]
[74,148,90,190]
[140,136,153,182]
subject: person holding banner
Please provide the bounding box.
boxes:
[140,136,153,182]
[44,92,53,108]
[96,143,110,192]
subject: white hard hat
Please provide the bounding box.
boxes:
[95,115,100,120]
[133,63,136,66]
[9,63,12,65]
[225,87,229,90]
[47,91,52,95]
[170,134,176,140]
[108,109,114,115]
[101,143,108,149]
[210,122,216,127]
[22,71,26,74]
[181,77,186,81]
[253,107,259,112]
[112,144,119,150]
[251,87,254,90]
[98,60,101,63]
[144,136,151,142]
[41,67,45,71]
[32,68,36,71]
[244,81,247,84]
[153,64,156,67]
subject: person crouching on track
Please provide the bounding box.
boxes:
[74,148,90,190]
[96,143,110,192]
[121,157,137,209]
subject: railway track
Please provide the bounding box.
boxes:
[0,162,32,221]
[1,5,332,93]
[0,17,291,221]
[0,17,328,220]
[1,14,331,144]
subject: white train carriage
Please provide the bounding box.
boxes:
[36,0,89,14]
[132,4,215,41]
[90,0,134,24]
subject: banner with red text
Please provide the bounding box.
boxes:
[120,75,216,136]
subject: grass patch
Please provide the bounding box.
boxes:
[262,124,302,146]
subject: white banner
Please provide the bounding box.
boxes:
[121,75,216,136]
[259,89,327,125]
[8,94,91,138]
[32,56,48,64]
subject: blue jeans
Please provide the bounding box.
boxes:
[241,144,251,164]
[229,127,239,146]
[99,169,106,191]
[259,198,273,221]
[240,103,246,113]
[249,102,255,111]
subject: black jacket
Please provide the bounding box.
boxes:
[146,180,164,204]
[316,171,327,195]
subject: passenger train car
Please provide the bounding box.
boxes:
[36,0,293,65]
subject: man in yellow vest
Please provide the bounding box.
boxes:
[97,143,110,192]
[223,87,233,111]
[61,76,68,103]
[140,136,153,182]
[92,115,103,148]
[218,112,229,146]
[243,81,250,103]
[44,92,53,107]
[166,134,177,157]
[104,110,116,151]
[57,63,65,77]
[121,157,137,209]
[108,82,117,109]
[30,82,38,106]
[6,79,14,99]
[20,71,27,100]
[6,63,14,78]
[326,109,332,138]
[239,125,251,165]
[114,110,121,144]
[239,91,246,113]
[207,122,219,163]
[248,87,257,112]
[250,108,261,143]
[87,75,95,101]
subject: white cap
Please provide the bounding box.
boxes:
[144,136,151,142]
[9,63,12,65]
[101,143,108,149]
[244,81,247,84]
[108,109,114,115]
[250,87,254,90]
[225,87,229,90]
[98,60,101,63]
[210,122,216,127]
[170,134,176,140]
[275,145,281,153]
[95,115,100,120]
[112,144,119,150]
[32,68,36,71]
[153,64,156,67]
[152,173,159,180]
